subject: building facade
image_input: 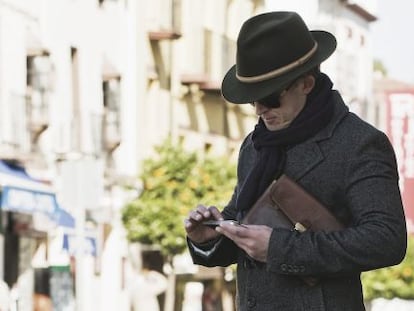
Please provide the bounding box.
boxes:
[0,0,380,310]
[266,0,378,122]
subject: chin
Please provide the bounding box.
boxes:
[265,122,290,131]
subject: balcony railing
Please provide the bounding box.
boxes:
[147,0,182,40]
[181,29,235,91]
[26,89,49,138]
[90,110,121,156]
[103,108,121,152]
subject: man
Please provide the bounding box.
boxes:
[184,11,407,311]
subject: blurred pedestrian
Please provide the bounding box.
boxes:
[0,280,10,311]
[129,261,167,311]
[202,280,221,311]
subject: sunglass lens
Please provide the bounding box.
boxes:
[258,92,281,108]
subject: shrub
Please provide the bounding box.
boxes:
[362,234,414,301]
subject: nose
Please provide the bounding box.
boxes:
[254,102,270,115]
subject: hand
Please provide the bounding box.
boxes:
[216,223,272,262]
[184,205,223,244]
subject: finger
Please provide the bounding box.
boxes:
[221,222,249,233]
[196,204,211,218]
[188,210,204,222]
[216,226,250,252]
[217,222,250,239]
[184,218,193,230]
[207,206,223,220]
[243,224,264,230]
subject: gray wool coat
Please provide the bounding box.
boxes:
[188,91,407,311]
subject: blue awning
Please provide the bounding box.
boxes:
[2,185,58,215]
[0,160,75,228]
[54,208,76,228]
[0,160,34,179]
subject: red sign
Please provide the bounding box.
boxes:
[385,91,414,227]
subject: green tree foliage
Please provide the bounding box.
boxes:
[362,234,414,301]
[373,59,388,77]
[121,139,237,258]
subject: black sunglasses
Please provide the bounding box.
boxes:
[254,77,301,108]
[256,91,283,108]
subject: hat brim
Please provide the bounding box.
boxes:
[221,31,337,104]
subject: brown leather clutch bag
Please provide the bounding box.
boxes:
[242,174,344,232]
[241,174,344,286]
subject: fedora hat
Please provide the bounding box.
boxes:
[221,11,337,104]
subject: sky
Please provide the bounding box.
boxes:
[372,1,414,83]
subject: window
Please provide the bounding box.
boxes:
[102,78,121,152]
[98,0,118,6]
[26,55,52,147]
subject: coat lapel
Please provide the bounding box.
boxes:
[286,91,349,181]
[286,141,324,180]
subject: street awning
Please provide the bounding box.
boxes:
[0,160,75,228]
[2,185,58,214]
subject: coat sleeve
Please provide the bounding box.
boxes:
[187,133,255,267]
[187,187,240,267]
[266,130,407,277]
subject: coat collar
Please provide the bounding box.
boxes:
[286,91,349,180]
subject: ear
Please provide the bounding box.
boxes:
[302,75,315,95]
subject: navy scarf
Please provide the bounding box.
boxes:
[236,73,335,219]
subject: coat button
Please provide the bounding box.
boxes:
[247,297,256,308]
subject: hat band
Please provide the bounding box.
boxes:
[236,42,318,83]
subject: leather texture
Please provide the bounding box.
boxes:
[243,174,344,231]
